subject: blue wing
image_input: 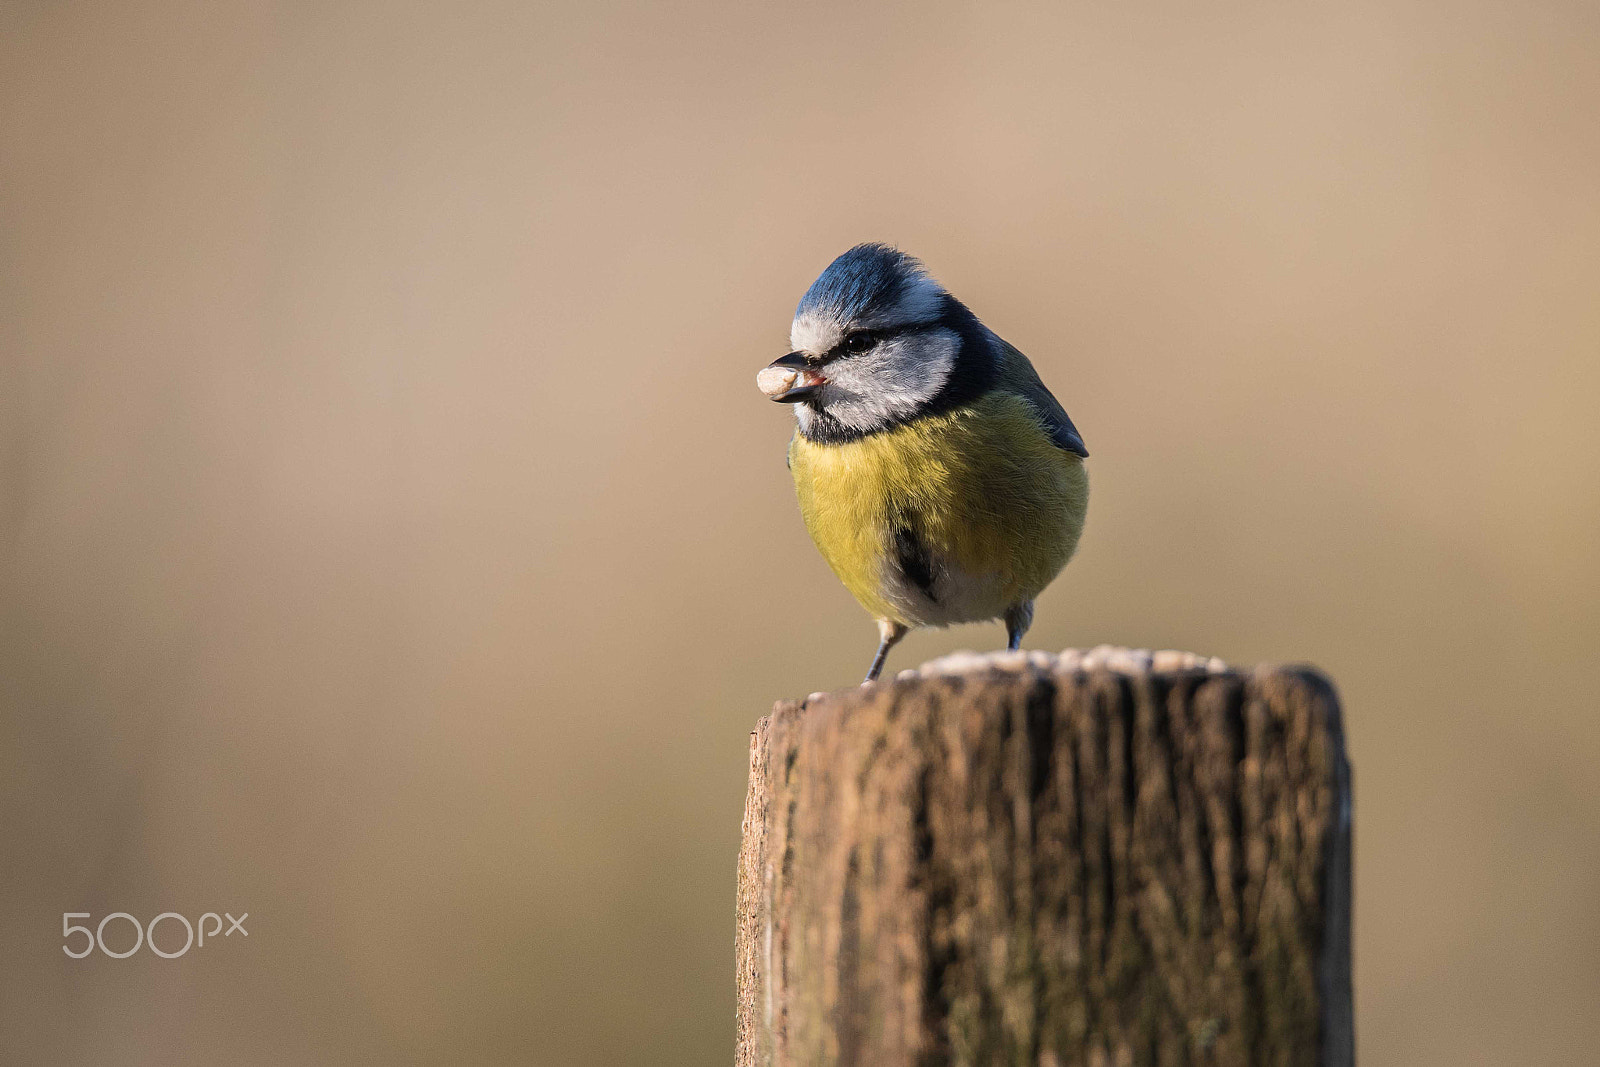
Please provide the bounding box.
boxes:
[991,333,1089,458]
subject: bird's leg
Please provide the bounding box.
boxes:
[1003,601,1034,652]
[864,619,909,683]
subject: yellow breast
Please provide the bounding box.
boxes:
[788,390,1089,627]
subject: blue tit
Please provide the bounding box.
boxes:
[757,243,1090,683]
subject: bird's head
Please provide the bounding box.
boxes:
[757,244,981,441]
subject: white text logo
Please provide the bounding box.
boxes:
[62,912,249,958]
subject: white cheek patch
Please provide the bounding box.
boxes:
[817,327,959,434]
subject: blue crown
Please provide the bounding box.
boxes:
[796,243,925,323]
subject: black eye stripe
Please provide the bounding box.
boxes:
[817,324,920,364]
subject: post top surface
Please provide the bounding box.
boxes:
[801,645,1233,705]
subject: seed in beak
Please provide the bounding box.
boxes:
[756,365,799,398]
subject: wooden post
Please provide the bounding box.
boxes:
[736,647,1353,1067]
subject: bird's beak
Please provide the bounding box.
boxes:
[757,351,825,403]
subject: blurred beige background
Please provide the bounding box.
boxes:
[2,1,1597,1063]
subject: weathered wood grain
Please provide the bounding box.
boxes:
[736,648,1352,1067]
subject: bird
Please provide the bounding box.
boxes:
[757,243,1089,683]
